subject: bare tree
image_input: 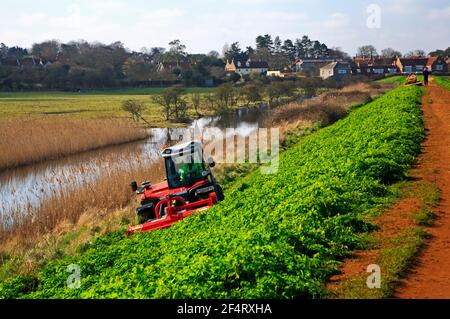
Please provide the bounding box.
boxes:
[242,83,262,106]
[404,49,426,57]
[357,45,378,58]
[214,83,240,113]
[121,100,150,125]
[152,86,188,121]
[191,93,202,116]
[380,48,402,58]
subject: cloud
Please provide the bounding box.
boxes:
[427,6,450,19]
[2,0,448,56]
[18,13,48,26]
[323,13,350,28]
[17,4,96,29]
[383,0,423,15]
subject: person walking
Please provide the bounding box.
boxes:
[423,67,430,86]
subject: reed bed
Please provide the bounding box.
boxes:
[0,152,165,250]
[269,83,389,127]
[0,118,149,171]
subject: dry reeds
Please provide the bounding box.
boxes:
[269,82,388,127]
[0,118,149,171]
[0,153,165,250]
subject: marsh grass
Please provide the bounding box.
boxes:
[0,154,165,255]
[269,83,388,127]
[0,118,149,171]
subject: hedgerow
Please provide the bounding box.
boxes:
[0,85,424,299]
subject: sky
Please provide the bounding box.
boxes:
[0,0,449,55]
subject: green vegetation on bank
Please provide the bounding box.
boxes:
[0,85,424,299]
[376,75,407,85]
[433,76,450,90]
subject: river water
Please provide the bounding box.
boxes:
[0,105,271,223]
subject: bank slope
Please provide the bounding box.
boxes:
[0,85,424,299]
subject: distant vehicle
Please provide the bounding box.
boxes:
[405,73,423,86]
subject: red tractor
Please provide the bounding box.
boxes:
[128,140,224,234]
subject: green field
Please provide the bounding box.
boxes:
[0,85,424,299]
[0,87,216,126]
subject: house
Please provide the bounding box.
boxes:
[293,58,341,75]
[320,62,351,79]
[352,57,399,75]
[427,56,447,73]
[395,57,428,74]
[20,56,39,68]
[156,61,191,73]
[0,56,54,69]
[0,57,20,67]
[225,60,269,76]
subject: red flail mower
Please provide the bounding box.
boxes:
[127,140,224,234]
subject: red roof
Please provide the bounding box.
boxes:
[161,62,191,71]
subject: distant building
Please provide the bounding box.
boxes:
[293,58,341,75]
[0,57,20,67]
[225,60,269,76]
[0,55,53,69]
[427,56,447,73]
[156,61,191,73]
[352,57,399,75]
[20,56,39,68]
[395,57,429,74]
[320,62,351,79]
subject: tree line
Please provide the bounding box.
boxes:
[0,35,346,91]
[356,45,450,59]
[222,34,349,70]
[0,40,226,91]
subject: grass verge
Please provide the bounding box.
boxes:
[433,76,450,90]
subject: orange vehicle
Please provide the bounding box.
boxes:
[405,73,423,86]
[128,140,224,234]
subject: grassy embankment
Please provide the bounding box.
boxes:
[0,84,424,299]
[376,75,427,85]
[433,75,450,90]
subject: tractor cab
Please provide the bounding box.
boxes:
[128,140,224,234]
[162,140,208,189]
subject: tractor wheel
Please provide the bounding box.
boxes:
[216,185,225,202]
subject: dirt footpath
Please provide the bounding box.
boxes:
[395,79,450,298]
